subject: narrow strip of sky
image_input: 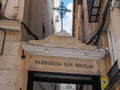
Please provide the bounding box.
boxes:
[60,0,73,35]
[61,0,73,6]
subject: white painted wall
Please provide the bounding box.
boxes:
[53,0,60,32]
[110,9,120,66]
[107,23,116,65]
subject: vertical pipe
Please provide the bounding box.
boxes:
[0,0,2,17]
[78,4,83,41]
[83,0,89,42]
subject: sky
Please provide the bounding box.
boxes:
[60,0,73,35]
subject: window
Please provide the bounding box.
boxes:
[87,0,102,22]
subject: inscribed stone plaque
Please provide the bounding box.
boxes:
[28,55,99,75]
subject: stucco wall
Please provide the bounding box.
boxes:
[0,30,21,90]
[111,9,120,65]
[2,0,25,20]
[22,0,54,41]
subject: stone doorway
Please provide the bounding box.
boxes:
[27,71,101,90]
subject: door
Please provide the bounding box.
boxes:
[27,71,101,90]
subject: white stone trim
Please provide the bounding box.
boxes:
[22,43,106,60]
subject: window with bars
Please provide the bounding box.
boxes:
[87,0,102,22]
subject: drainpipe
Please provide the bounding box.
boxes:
[83,0,89,42]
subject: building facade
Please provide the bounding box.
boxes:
[105,8,120,90]
[0,0,54,90]
[73,0,120,90]
[0,0,120,90]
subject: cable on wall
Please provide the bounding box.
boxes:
[86,0,112,45]
[21,22,39,40]
[0,17,39,40]
[2,0,8,17]
[0,0,39,40]
[0,28,6,55]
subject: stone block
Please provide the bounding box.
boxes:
[2,42,20,56]
[0,70,17,86]
[0,55,19,70]
[0,85,16,90]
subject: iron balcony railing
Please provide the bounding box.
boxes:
[105,60,120,90]
[108,60,119,81]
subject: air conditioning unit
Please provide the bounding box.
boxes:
[112,0,120,8]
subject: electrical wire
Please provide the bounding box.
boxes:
[21,22,39,40]
[0,19,38,56]
[0,0,39,40]
[0,17,39,40]
[0,28,6,55]
[86,0,112,45]
[2,0,8,17]
[93,0,112,45]
[0,0,39,55]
